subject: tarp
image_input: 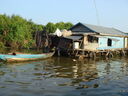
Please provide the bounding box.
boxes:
[54,28,62,37]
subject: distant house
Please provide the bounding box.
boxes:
[58,22,128,51]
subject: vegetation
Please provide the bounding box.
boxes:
[0,14,73,49]
[45,22,73,33]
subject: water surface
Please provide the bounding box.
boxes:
[0,57,128,96]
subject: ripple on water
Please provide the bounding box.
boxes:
[0,71,6,76]
[0,57,128,96]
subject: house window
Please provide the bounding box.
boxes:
[88,35,98,43]
[107,39,112,46]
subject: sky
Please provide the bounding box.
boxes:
[0,0,128,32]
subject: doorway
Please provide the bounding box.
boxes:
[107,39,112,46]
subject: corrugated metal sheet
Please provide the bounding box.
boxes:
[83,23,127,36]
[64,36,82,40]
[98,36,124,50]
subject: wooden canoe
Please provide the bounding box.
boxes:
[0,52,54,62]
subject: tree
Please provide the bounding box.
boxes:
[0,14,74,49]
[45,22,56,33]
[55,22,65,30]
[64,22,73,30]
[0,14,35,48]
[55,22,73,30]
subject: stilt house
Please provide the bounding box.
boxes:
[58,22,128,52]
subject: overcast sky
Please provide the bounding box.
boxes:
[0,0,128,32]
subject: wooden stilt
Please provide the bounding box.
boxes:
[57,48,60,56]
[93,52,96,59]
[122,50,126,56]
[106,51,109,57]
[67,48,127,59]
[79,55,84,60]
[106,51,113,58]
[89,52,93,58]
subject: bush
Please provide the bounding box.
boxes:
[0,42,5,49]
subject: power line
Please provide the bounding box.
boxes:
[93,0,100,25]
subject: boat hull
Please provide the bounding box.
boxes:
[0,52,54,62]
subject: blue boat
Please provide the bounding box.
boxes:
[0,52,54,62]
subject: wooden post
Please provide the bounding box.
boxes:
[57,48,60,56]
[106,51,109,57]
[93,52,96,59]
[79,55,84,60]
[82,50,85,55]
[122,49,126,56]
[106,51,113,58]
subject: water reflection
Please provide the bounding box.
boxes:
[0,57,128,95]
[51,58,98,80]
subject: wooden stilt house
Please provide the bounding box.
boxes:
[56,22,128,57]
[70,22,128,50]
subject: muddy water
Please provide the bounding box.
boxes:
[0,57,128,96]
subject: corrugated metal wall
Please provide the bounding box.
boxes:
[97,36,124,50]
